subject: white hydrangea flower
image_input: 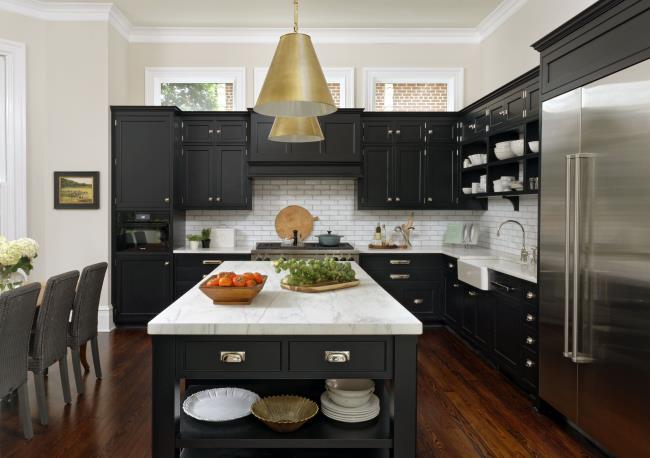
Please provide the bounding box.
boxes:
[0,236,38,266]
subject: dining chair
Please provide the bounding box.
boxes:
[0,283,41,439]
[67,262,108,394]
[29,270,79,425]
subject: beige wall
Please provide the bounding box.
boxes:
[479,0,598,95]
[128,42,482,108]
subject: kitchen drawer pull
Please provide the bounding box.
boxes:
[448,262,455,269]
[468,290,478,297]
[452,283,460,288]
[526,291,536,300]
[526,336,536,345]
[220,351,245,363]
[324,351,350,363]
[525,313,536,322]
[202,260,223,265]
[389,259,411,265]
[413,298,424,305]
[390,274,410,280]
[490,281,516,293]
[525,359,536,368]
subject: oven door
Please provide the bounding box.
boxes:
[116,212,170,252]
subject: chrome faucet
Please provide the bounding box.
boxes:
[497,220,529,263]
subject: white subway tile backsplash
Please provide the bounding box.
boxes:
[186,178,538,256]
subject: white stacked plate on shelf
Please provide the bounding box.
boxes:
[320,391,380,423]
[182,387,260,422]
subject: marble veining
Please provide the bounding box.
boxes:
[147,261,423,336]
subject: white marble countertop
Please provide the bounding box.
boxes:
[147,261,423,336]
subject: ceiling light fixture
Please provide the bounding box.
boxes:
[254,0,336,118]
[269,116,324,143]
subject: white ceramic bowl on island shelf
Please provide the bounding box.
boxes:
[462,187,472,195]
[511,139,525,156]
[528,141,540,153]
[494,146,515,160]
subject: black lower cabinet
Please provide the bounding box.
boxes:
[360,253,444,325]
[114,254,172,324]
[174,253,251,299]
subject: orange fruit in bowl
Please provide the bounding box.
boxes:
[245,279,257,287]
[232,275,247,287]
[218,276,233,287]
[253,272,264,284]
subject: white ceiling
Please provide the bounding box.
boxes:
[36,0,503,28]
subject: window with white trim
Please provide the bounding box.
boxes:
[254,67,355,108]
[0,39,27,240]
[145,67,246,111]
[364,68,464,112]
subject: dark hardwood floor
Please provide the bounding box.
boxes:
[0,328,603,457]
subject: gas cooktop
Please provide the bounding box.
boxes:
[255,242,355,251]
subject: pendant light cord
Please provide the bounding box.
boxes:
[293,0,299,32]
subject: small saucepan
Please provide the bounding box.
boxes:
[316,231,344,247]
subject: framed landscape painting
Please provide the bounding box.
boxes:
[54,172,99,209]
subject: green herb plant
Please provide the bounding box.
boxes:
[273,258,356,286]
[187,234,203,242]
[201,228,212,240]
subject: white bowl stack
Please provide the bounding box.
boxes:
[321,379,380,422]
[494,141,515,160]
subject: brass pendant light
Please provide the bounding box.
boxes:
[254,0,336,118]
[269,116,324,143]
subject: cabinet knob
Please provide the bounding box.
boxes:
[526,291,536,300]
[452,283,460,288]
[387,197,393,202]
[428,129,433,134]
[208,129,214,134]
[468,290,478,297]
[208,197,213,201]
[525,313,536,322]
[164,261,170,266]
[413,298,424,305]
[395,197,401,202]
[216,129,222,135]
[395,130,401,135]
[164,197,170,203]
[526,336,536,345]
[427,197,433,202]
[387,129,393,135]
[216,197,222,202]
[525,359,536,368]
[324,350,350,363]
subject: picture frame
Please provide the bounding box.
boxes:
[54,171,100,209]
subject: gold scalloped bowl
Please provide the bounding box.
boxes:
[251,395,319,433]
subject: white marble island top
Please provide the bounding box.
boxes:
[147,261,423,336]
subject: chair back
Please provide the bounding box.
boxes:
[70,262,107,345]
[32,271,79,369]
[0,283,40,397]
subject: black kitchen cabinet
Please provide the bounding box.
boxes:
[394,145,423,207]
[461,107,488,140]
[362,118,423,144]
[112,109,177,209]
[114,254,172,324]
[359,145,392,207]
[525,82,540,118]
[444,277,463,325]
[182,116,248,144]
[174,253,251,299]
[424,120,454,143]
[362,120,394,144]
[493,294,523,376]
[460,285,477,338]
[423,143,456,208]
[182,145,250,209]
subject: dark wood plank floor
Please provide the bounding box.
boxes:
[0,328,603,457]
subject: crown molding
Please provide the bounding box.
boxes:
[477,0,529,40]
[0,0,528,44]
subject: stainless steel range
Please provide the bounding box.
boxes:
[251,242,359,262]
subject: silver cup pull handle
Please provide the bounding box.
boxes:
[220,351,245,363]
[324,351,350,363]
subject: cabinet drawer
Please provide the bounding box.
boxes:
[366,269,439,283]
[489,270,522,301]
[182,341,282,372]
[175,265,214,282]
[174,253,249,268]
[400,284,439,315]
[360,254,442,271]
[289,340,387,372]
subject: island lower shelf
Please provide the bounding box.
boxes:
[178,381,392,449]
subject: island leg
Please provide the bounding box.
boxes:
[152,336,180,458]
[393,335,418,458]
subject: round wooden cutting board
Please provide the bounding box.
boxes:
[274,205,319,241]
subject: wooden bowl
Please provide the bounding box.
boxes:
[251,395,319,433]
[199,275,267,305]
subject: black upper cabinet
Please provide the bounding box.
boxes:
[525,81,540,118]
[423,143,456,208]
[462,108,489,140]
[394,120,424,143]
[320,113,361,162]
[504,90,526,124]
[250,116,289,161]
[360,146,392,207]
[182,116,247,144]
[424,121,454,143]
[362,118,423,144]
[394,145,423,207]
[113,110,175,209]
[182,145,250,209]
[362,120,393,144]
[114,254,172,324]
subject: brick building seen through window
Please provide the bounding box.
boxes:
[327,82,341,107]
[375,82,448,112]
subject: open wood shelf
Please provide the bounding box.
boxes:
[180,448,391,458]
[177,382,392,450]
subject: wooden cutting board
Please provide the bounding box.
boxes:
[274,205,319,241]
[280,278,360,293]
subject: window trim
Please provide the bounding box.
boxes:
[0,38,27,240]
[144,67,246,111]
[363,67,464,111]
[253,67,355,108]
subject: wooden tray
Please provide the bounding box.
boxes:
[367,244,408,250]
[280,278,360,293]
[199,275,268,305]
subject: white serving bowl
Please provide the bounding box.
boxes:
[468,154,482,165]
[493,183,504,193]
[462,187,472,195]
[326,390,372,408]
[494,148,515,160]
[325,379,375,398]
[500,176,516,183]
[480,154,488,164]
[528,141,540,153]
[511,140,525,156]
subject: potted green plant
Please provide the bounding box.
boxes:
[187,234,203,250]
[201,228,212,249]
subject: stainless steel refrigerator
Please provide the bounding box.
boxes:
[540,58,650,457]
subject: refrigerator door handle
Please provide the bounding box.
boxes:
[564,155,574,358]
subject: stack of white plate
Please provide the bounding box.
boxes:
[321,379,380,423]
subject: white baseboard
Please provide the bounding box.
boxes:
[98,303,115,332]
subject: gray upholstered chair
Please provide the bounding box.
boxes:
[67,262,107,394]
[29,270,79,425]
[0,283,41,439]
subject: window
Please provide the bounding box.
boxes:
[364,68,464,112]
[0,39,27,240]
[254,67,355,108]
[145,67,246,111]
